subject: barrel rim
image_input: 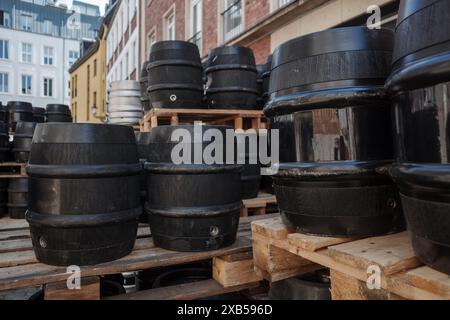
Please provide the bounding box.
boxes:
[26,207,142,228]
[26,163,142,178]
[144,162,243,174]
[145,201,243,218]
[264,85,387,117]
[271,26,394,69]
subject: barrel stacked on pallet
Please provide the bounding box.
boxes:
[26,123,142,266]
[108,81,143,126]
[144,125,242,252]
[265,26,405,237]
[205,46,259,110]
[387,0,450,276]
[147,41,204,109]
[46,104,73,123]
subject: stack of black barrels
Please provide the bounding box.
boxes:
[143,40,267,111]
[386,0,450,275]
[0,101,73,219]
[23,122,243,266]
[265,26,405,237]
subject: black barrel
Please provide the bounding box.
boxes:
[387,0,450,275]
[135,132,152,223]
[46,104,73,123]
[32,107,46,123]
[6,101,33,132]
[236,133,261,199]
[266,27,404,237]
[0,179,8,216]
[145,125,242,252]
[257,54,272,109]
[147,41,204,109]
[26,123,141,266]
[8,178,28,219]
[0,123,9,162]
[140,61,152,111]
[205,46,258,109]
[13,122,37,163]
[269,270,331,300]
[0,102,6,123]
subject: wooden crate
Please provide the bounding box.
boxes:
[0,162,27,178]
[251,216,450,300]
[139,108,266,132]
[241,192,277,217]
[0,214,274,300]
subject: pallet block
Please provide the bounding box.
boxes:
[213,251,262,288]
[0,162,27,178]
[241,193,277,217]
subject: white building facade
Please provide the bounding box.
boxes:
[105,0,140,88]
[0,0,101,108]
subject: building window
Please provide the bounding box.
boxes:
[222,0,243,42]
[0,40,9,59]
[21,14,32,31]
[147,30,156,56]
[69,50,79,67]
[43,19,52,34]
[43,46,54,65]
[43,77,53,97]
[21,75,32,95]
[21,43,32,63]
[189,0,202,50]
[277,0,295,9]
[164,9,176,41]
[0,73,8,93]
[94,59,97,77]
[93,91,97,108]
[0,11,11,27]
[74,75,78,97]
[125,52,129,79]
[131,41,136,72]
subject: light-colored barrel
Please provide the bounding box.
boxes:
[107,80,143,126]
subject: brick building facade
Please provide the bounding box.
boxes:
[142,0,399,65]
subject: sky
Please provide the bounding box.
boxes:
[62,0,109,16]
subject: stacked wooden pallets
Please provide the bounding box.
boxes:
[0,215,275,300]
[251,216,450,300]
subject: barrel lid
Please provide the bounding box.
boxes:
[110,81,140,91]
[7,101,33,111]
[272,27,394,69]
[32,123,137,144]
[264,85,387,117]
[390,163,450,190]
[151,40,199,53]
[276,161,392,179]
[209,45,255,57]
[46,104,70,113]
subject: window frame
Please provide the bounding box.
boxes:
[21,42,32,64]
[43,77,54,97]
[21,74,32,95]
[0,72,9,93]
[43,46,54,66]
[0,39,9,60]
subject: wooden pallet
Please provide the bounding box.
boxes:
[251,217,450,300]
[0,162,27,178]
[241,192,277,217]
[140,108,266,132]
[0,214,275,300]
